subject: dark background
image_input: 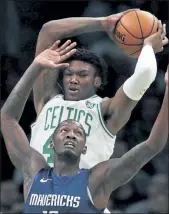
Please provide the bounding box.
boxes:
[1,0,169,213]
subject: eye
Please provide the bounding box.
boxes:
[61,129,68,133]
[79,72,88,77]
[76,131,82,136]
[64,70,72,76]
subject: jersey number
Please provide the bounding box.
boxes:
[43,211,58,214]
[43,135,54,164]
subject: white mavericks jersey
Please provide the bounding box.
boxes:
[30,94,116,168]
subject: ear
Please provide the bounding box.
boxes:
[50,140,54,149]
[94,76,101,89]
[82,146,87,155]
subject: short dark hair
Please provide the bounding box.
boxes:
[59,48,108,90]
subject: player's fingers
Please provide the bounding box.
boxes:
[55,63,70,69]
[160,47,164,52]
[123,8,140,14]
[162,24,166,39]
[162,36,169,46]
[158,20,163,35]
[47,61,61,69]
[56,40,71,52]
[117,8,140,18]
[50,40,61,50]
[59,42,77,55]
[60,49,77,61]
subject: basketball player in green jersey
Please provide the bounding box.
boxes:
[30,10,168,172]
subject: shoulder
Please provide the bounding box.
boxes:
[49,94,64,101]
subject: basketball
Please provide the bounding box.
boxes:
[114,10,158,58]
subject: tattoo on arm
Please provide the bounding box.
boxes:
[1,115,47,177]
[104,142,158,195]
[1,117,32,170]
[23,172,34,201]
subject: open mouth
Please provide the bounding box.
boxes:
[68,86,79,93]
[64,141,76,149]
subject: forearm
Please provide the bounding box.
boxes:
[106,45,157,133]
[36,17,105,55]
[1,62,42,121]
[106,137,165,194]
[119,87,168,183]
[107,88,168,191]
[147,87,168,151]
[123,45,157,100]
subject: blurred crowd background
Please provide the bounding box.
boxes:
[1,0,168,213]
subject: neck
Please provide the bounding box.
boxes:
[64,93,97,101]
[53,154,80,176]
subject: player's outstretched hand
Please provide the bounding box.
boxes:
[34,40,77,69]
[102,8,140,40]
[144,20,168,53]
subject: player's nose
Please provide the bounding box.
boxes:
[66,131,76,140]
[70,75,79,84]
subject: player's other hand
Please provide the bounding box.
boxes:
[144,20,168,53]
[34,40,77,69]
[102,9,140,40]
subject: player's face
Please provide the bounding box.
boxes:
[62,60,100,100]
[52,121,87,159]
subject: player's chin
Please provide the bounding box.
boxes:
[63,150,79,161]
[65,91,81,101]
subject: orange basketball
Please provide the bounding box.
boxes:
[114,10,158,58]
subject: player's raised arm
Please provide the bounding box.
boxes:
[89,66,168,209]
[103,21,168,135]
[33,9,137,115]
[1,41,76,195]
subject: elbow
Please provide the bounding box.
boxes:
[1,108,19,122]
[1,113,15,133]
[38,24,48,39]
[41,22,50,31]
[37,22,51,41]
[146,139,166,154]
[1,107,8,119]
[1,112,14,122]
[40,21,54,35]
[1,106,18,123]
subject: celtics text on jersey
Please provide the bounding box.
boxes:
[30,95,116,168]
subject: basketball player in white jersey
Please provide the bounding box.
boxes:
[31,13,168,170]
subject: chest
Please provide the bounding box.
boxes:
[38,99,100,137]
[25,174,93,213]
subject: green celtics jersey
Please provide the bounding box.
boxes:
[30,94,116,168]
